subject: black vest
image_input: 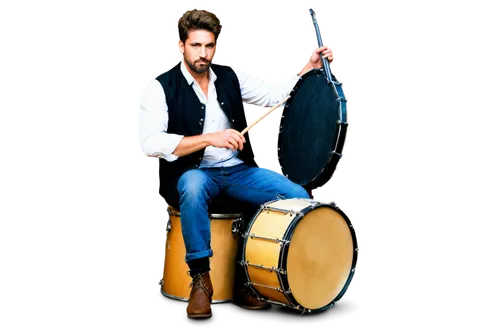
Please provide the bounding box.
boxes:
[156,63,257,206]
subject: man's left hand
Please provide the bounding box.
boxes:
[309,46,333,68]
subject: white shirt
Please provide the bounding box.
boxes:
[139,61,299,167]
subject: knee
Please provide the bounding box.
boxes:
[177,170,209,201]
[284,184,310,199]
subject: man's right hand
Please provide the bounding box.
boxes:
[208,129,246,151]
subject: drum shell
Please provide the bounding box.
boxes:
[161,207,242,302]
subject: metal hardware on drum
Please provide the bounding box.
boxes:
[261,205,292,214]
[328,199,340,208]
[260,297,306,313]
[163,210,172,231]
[262,205,309,217]
[156,278,163,291]
[255,295,313,314]
[245,281,291,294]
[231,217,243,236]
[260,298,288,307]
[241,233,290,244]
[239,260,287,275]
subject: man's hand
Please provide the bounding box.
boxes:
[208,129,246,151]
[309,46,333,68]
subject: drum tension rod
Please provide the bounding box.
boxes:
[245,281,291,294]
[261,298,288,308]
[262,205,305,218]
[239,260,287,275]
[241,233,290,244]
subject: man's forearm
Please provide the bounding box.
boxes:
[298,63,316,77]
[172,134,213,157]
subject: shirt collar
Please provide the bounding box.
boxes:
[180,60,217,86]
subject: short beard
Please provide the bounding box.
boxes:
[185,57,211,74]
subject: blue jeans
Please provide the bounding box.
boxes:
[177,163,310,262]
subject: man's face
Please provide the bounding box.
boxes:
[179,29,216,74]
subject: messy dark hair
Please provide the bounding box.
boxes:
[178,9,222,43]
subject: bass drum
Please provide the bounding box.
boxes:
[241,198,357,313]
[278,68,347,190]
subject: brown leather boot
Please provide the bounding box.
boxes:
[233,286,271,310]
[186,272,213,319]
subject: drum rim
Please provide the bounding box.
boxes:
[241,199,358,313]
[167,206,243,219]
[277,68,348,190]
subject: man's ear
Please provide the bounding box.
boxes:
[178,40,185,54]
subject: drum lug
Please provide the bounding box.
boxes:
[232,217,243,236]
[156,278,163,291]
[163,210,172,232]
[329,302,336,309]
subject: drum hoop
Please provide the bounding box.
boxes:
[167,207,243,219]
[303,123,349,186]
[278,201,358,311]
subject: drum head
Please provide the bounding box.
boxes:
[278,69,345,189]
[285,205,354,310]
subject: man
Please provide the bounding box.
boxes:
[139,9,334,319]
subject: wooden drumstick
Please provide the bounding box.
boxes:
[241,95,290,135]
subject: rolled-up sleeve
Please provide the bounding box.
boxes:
[235,69,299,107]
[139,80,183,162]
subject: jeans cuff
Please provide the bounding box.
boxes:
[185,249,213,262]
